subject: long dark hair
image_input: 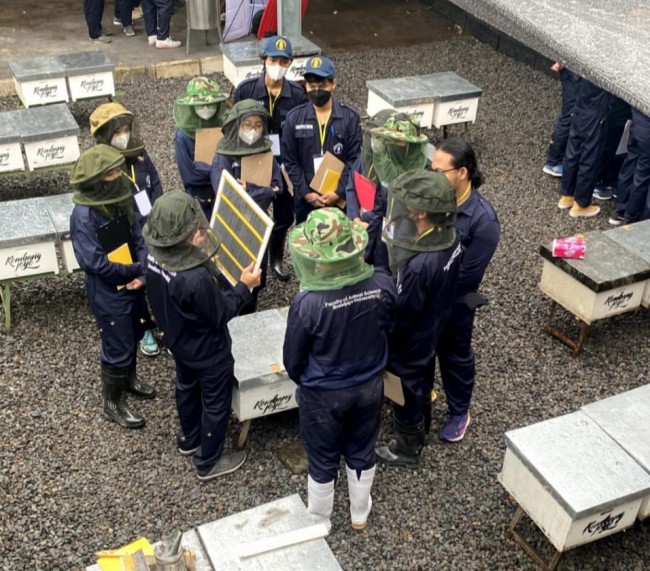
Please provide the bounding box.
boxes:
[436,138,485,189]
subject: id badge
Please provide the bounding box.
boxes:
[134,189,152,216]
[313,154,324,173]
[269,133,281,156]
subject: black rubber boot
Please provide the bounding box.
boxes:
[375,417,425,466]
[102,365,145,429]
[269,229,290,282]
[127,359,156,399]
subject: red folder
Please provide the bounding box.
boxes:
[354,172,377,212]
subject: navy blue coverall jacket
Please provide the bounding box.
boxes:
[126,152,163,208]
[70,206,149,368]
[435,189,500,416]
[283,269,397,390]
[209,153,282,213]
[234,74,307,137]
[174,129,214,219]
[281,98,362,223]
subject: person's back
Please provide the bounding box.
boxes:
[284,268,395,389]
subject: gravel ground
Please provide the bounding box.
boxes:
[1,36,650,570]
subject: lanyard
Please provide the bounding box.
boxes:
[267,88,281,117]
[317,112,331,155]
[457,182,472,206]
[122,164,140,192]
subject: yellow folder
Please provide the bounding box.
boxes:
[107,243,133,265]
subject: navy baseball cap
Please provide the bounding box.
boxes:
[304,56,336,79]
[262,36,293,59]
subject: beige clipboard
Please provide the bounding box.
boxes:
[194,127,224,165]
[241,151,274,187]
[310,151,344,194]
[383,370,405,406]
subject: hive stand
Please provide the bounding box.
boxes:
[539,231,650,356]
[499,411,650,570]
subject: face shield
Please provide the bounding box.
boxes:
[143,192,223,273]
[382,170,458,273]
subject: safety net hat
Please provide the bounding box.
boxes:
[143,190,222,273]
[383,169,457,272]
[173,77,229,139]
[360,109,395,182]
[89,102,145,159]
[70,144,134,223]
[289,207,374,291]
[370,111,428,186]
[216,99,273,158]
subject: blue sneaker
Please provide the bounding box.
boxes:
[440,412,471,442]
[543,163,563,177]
[139,329,160,357]
[593,185,614,201]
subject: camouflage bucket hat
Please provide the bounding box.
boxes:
[372,111,428,143]
[175,77,228,107]
[290,208,368,262]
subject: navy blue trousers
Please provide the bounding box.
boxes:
[298,376,382,483]
[83,0,105,39]
[436,303,476,416]
[272,187,295,235]
[392,370,428,428]
[141,0,172,39]
[560,82,611,207]
[546,69,579,166]
[175,359,234,473]
[596,97,631,188]
[615,109,650,221]
[115,0,135,26]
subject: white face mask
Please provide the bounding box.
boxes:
[266,64,288,82]
[195,105,217,120]
[111,132,130,150]
[239,128,262,146]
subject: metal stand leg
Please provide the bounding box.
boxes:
[543,301,591,357]
[1,283,11,333]
[186,25,191,55]
[509,506,564,571]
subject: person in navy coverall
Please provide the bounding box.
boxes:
[282,56,362,224]
[375,170,461,467]
[430,138,500,443]
[233,35,307,281]
[143,191,261,481]
[557,78,612,217]
[283,207,396,531]
[609,108,650,225]
[70,145,156,430]
[90,101,164,356]
[173,77,229,220]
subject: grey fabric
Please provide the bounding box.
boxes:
[448,0,650,115]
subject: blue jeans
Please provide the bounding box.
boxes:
[141,0,173,39]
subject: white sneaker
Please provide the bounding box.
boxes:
[148,35,157,46]
[156,37,182,49]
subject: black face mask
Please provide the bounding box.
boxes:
[308,88,332,107]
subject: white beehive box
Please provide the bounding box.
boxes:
[539,231,650,324]
[604,220,650,308]
[58,52,115,102]
[582,384,650,520]
[366,77,435,128]
[499,411,650,552]
[229,307,297,421]
[17,104,80,171]
[222,37,320,87]
[42,193,80,273]
[0,197,60,281]
[417,72,482,128]
[9,56,69,108]
[0,110,25,173]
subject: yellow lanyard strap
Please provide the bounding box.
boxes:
[122,164,140,192]
[267,88,281,117]
[317,112,331,155]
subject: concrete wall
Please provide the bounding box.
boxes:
[421,0,556,76]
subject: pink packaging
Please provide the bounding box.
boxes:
[552,236,587,259]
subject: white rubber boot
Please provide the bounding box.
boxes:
[307,475,335,530]
[346,465,375,531]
